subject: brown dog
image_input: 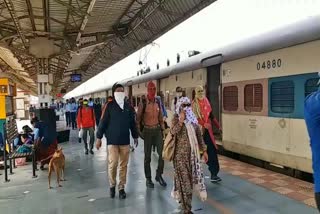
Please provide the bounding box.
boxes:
[48,147,65,189]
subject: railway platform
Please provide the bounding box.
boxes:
[0,121,317,214]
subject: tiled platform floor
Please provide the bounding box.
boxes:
[0,120,318,214]
[219,156,316,208]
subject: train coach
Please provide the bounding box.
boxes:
[84,16,320,175]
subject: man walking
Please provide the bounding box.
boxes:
[93,98,102,127]
[96,83,138,199]
[70,98,78,130]
[136,81,167,188]
[77,99,95,155]
[65,99,71,127]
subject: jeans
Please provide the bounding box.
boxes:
[70,112,76,129]
[65,112,71,127]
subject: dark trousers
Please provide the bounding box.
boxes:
[316,193,320,212]
[95,118,100,127]
[65,112,71,127]
[204,130,220,176]
[70,112,76,129]
[82,127,94,151]
[143,127,164,179]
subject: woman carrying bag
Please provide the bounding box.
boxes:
[168,96,208,214]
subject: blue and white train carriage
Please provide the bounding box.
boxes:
[87,15,320,175]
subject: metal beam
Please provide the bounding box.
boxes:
[53,0,88,18]
[76,0,96,43]
[25,0,36,32]
[3,0,27,48]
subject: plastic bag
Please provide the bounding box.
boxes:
[79,129,83,138]
[15,158,26,166]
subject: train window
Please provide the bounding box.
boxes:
[223,86,238,111]
[244,84,263,112]
[271,81,294,113]
[305,78,318,97]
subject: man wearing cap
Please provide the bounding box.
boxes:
[304,73,320,211]
[96,83,138,200]
[77,99,96,155]
[136,81,167,188]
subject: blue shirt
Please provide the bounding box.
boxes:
[304,90,320,193]
[70,103,78,113]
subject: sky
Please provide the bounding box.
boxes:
[65,0,320,98]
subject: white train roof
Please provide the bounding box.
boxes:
[88,15,320,95]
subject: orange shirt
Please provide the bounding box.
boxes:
[77,107,95,128]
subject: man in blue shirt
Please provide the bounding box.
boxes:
[304,73,320,211]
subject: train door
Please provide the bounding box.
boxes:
[206,64,221,136]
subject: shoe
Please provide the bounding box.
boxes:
[155,175,167,187]
[85,150,88,155]
[146,179,154,188]
[110,187,115,198]
[211,175,222,183]
[119,189,126,199]
[90,150,94,155]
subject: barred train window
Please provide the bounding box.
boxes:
[305,78,318,97]
[223,86,238,111]
[244,84,263,112]
[271,81,294,113]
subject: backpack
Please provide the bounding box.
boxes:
[140,97,161,133]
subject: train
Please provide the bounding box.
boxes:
[74,15,320,175]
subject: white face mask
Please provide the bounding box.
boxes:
[114,92,125,109]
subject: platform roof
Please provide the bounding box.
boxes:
[0,0,217,95]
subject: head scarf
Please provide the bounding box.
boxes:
[193,86,212,125]
[147,81,156,100]
[176,97,198,124]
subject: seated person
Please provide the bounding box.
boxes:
[13,132,33,148]
[16,134,33,153]
[31,117,58,170]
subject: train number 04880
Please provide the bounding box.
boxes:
[256,59,281,70]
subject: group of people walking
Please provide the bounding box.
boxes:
[92,81,222,214]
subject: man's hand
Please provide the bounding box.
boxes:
[179,110,186,123]
[134,138,138,147]
[204,123,211,129]
[96,138,102,150]
[138,129,144,139]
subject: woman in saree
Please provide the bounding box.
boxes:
[192,86,222,182]
[171,96,208,214]
[31,117,58,170]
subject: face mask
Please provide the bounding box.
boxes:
[197,92,205,100]
[114,92,125,109]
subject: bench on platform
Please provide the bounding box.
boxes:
[2,119,37,182]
